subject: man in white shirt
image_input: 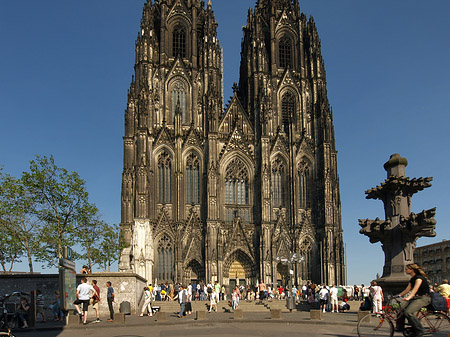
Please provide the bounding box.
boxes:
[74,277,97,325]
[319,285,329,313]
[329,285,338,313]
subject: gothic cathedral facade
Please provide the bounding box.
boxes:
[119,0,345,287]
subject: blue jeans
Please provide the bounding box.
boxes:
[178,302,185,316]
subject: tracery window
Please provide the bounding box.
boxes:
[171,81,187,122]
[186,153,200,204]
[279,35,292,69]
[157,235,173,282]
[173,25,186,58]
[299,240,313,281]
[272,158,286,207]
[158,151,172,203]
[225,158,249,205]
[281,92,295,134]
[298,161,311,209]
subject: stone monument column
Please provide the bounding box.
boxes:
[359,154,436,293]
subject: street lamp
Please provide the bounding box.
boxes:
[276,253,304,312]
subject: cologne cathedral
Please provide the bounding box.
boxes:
[119,0,345,288]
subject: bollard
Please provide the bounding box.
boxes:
[358,310,371,321]
[115,313,126,323]
[270,308,282,320]
[196,311,206,320]
[310,309,322,320]
[66,312,81,325]
[234,309,243,320]
[157,311,167,321]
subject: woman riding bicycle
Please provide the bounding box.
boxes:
[397,263,431,337]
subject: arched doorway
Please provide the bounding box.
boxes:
[229,260,246,289]
[223,250,255,288]
[185,259,204,283]
[277,262,288,286]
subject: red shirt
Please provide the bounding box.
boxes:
[93,285,100,301]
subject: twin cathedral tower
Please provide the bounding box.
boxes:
[119,0,345,287]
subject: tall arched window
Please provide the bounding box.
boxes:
[272,157,286,207]
[157,235,173,282]
[158,151,172,203]
[173,25,186,58]
[225,158,249,205]
[300,240,313,281]
[279,35,292,68]
[171,81,187,122]
[298,161,311,209]
[281,92,295,134]
[225,158,249,223]
[186,153,200,204]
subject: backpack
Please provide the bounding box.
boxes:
[430,292,448,312]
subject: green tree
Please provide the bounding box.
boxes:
[74,203,103,271]
[0,170,42,273]
[91,223,126,272]
[22,155,92,268]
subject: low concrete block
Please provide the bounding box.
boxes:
[66,313,81,326]
[157,311,167,321]
[358,310,371,321]
[115,313,126,323]
[270,308,282,320]
[196,311,206,320]
[310,309,322,320]
[234,309,243,320]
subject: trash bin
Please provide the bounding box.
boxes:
[286,295,294,311]
[119,301,131,315]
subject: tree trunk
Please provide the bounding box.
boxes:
[26,241,34,273]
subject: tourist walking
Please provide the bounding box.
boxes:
[208,285,217,312]
[52,290,64,321]
[186,283,192,315]
[436,279,450,298]
[74,277,98,325]
[106,281,115,322]
[259,280,266,300]
[214,281,221,304]
[140,286,153,316]
[329,285,338,313]
[174,285,187,317]
[91,280,101,323]
[231,286,240,310]
[35,289,46,323]
[353,285,359,301]
[369,280,384,314]
[319,285,329,313]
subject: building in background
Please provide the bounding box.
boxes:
[414,240,450,285]
[119,0,345,288]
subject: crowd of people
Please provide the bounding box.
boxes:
[9,261,450,335]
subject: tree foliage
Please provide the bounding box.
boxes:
[90,223,126,272]
[22,155,92,268]
[0,169,42,273]
[1,156,123,272]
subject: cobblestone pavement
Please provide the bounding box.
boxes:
[9,300,390,337]
[13,322,359,337]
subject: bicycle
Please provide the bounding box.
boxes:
[0,292,22,337]
[357,296,450,337]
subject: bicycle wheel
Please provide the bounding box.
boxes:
[357,313,394,337]
[420,311,450,337]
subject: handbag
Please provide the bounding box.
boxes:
[430,292,448,312]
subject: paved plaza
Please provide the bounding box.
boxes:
[8,299,405,337]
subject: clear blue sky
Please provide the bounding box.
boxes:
[1,0,449,285]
